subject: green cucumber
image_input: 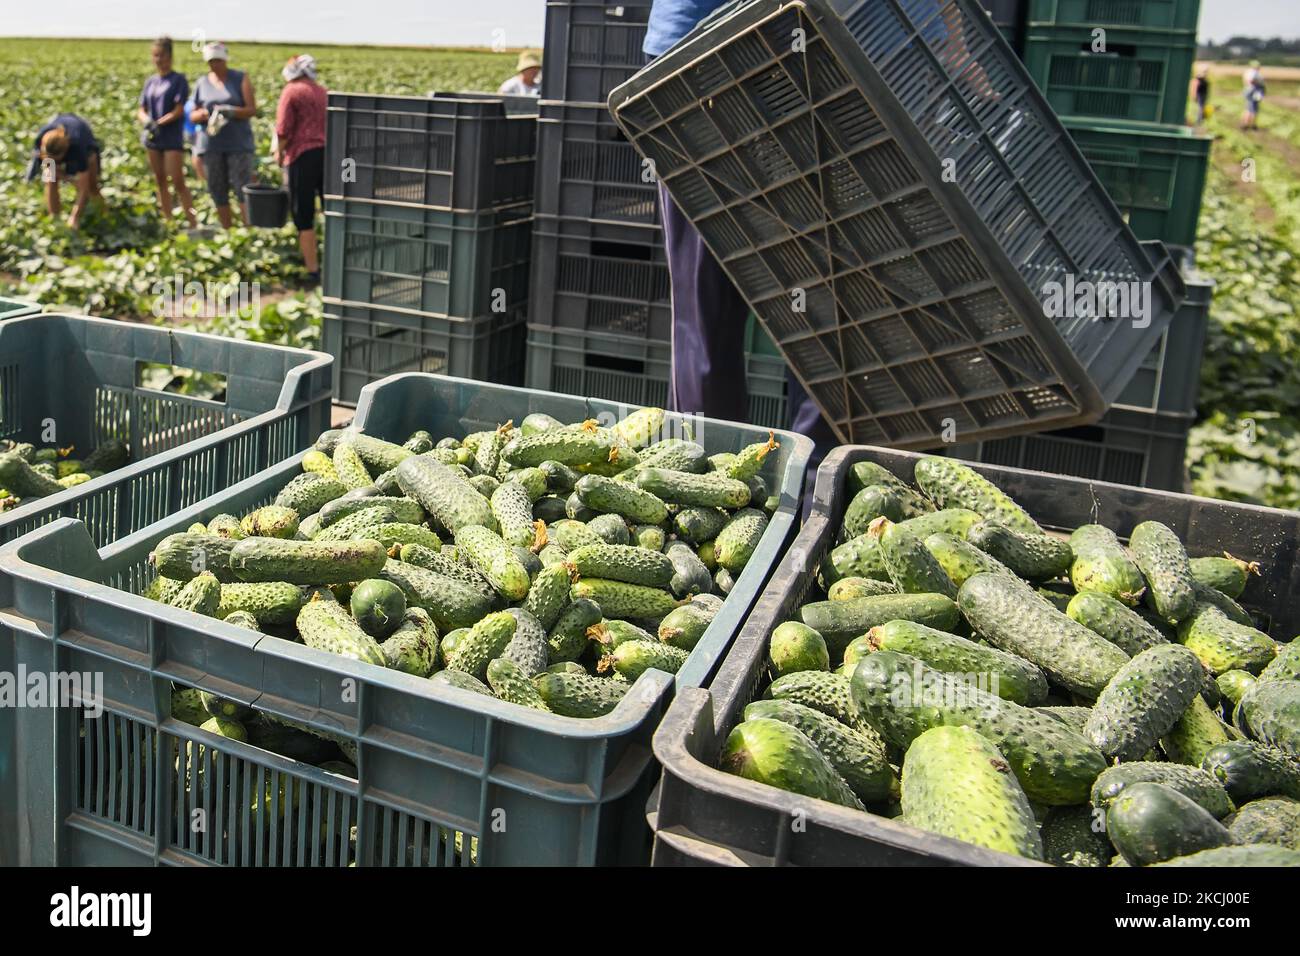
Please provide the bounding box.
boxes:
[800,592,960,654]
[769,621,830,677]
[603,639,688,680]
[216,582,304,625]
[522,563,575,630]
[568,543,674,589]
[533,671,627,718]
[150,533,238,582]
[379,607,439,676]
[721,718,864,811]
[205,514,245,539]
[274,473,347,517]
[1041,805,1112,867]
[633,467,751,508]
[586,513,631,545]
[1106,782,1232,867]
[1217,670,1258,708]
[715,508,767,573]
[633,524,666,551]
[1090,762,1235,818]
[636,440,709,474]
[1068,525,1146,605]
[820,532,890,586]
[454,525,531,601]
[312,505,397,542]
[547,519,603,553]
[958,572,1129,699]
[1203,740,1300,802]
[221,610,260,632]
[657,597,720,652]
[1224,797,1300,849]
[430,669,492,696]
[394,456,496,533]
[866,619,1049,706]
[317,494,424,529]
[1258,639,1300,683]
[377,559,496,632]
[1177,604,1278,674]
[1236,679,1300,755]
[0,453,65,499]
[1066,590,1166,656]
[1083,645,1206,760]
[296,600,387,667]
[967,521,1072,582]
[349,579,407,638]
[1189,553,1258,599]
[901,725,1043,861]
[869,517,956,597]
[922,532,1016,587]
[1130,521,1198,624]
[521,412,564,436]
[229,537,387,585]
[851,651,1107,805]
[547,598,603,663]
[239,505,300,539]
[501,424,617,468]
[491,481,538,549]
[444,611,517,681]
[827,576,899,601]
[767,670,869,735]
[722,433,778,481]
[487,658,550,710]
[332,443,374,491]
[575,473,668,525]
[843,484,933,538]
[540,460,581,494]
[665,539,713,598]
[396,543,494,595]
[1163,695,1234,767]
[570,579,680,619]
[913,457,1041,534]
[168,572,222,616]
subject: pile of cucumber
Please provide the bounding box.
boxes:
[0,438,129,508]
[726,456,1300,868]
[147,408,781,767]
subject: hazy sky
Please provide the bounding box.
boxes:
[2,0,1296,47]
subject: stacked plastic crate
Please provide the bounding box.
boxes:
[525,0,789,428]
[952,0,1213,489]
[322,92,538,404]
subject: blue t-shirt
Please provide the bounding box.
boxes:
[33,113,98,176]
[140,71,189,150]
[644,0,732,57]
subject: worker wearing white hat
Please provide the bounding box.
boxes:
[498,50,542,96]
[190,41,258,226]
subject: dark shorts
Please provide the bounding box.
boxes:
[287,147,324,231]
[146,131,185,153]
[205,151,255,206]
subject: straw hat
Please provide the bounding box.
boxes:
[515,50,542,73]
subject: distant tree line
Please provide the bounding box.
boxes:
[1199,35,1300,61]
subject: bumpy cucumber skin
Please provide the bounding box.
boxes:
[570,578,680,619]
[575,473,668,525]
[1066,590,1166,656]
[744,699,894,805]
[901,725,1043,861]
[500,608,550,678]
[967,522,1072,582]
[216,582,304,625]
[378,559,496,632]
[843,484,934,538]
[296,600,387,667]
[821,532,890,586]
[1130,521,1197,624]
[396,543,494,595]
[502,427,614,468]
[1202,740,1300,802]
[380,608,439,676]
[333,443,374,491]
[923,532,1016,587]
[827,577,899,601]
[1036,706,1093,734]
[533,671,627,718]
[487,658,551,710]
[547,598,603,663]
[586,513,631,545]
[239,505,300,539]
[673,507,728,544]
[723,434,778,482]
[606,639,688,680]
[0,453,65,498]
[221,610,261,632]
[868,620,1049,707]
[873,519,957,598]
[1041,805,1112,867]
[634,467,751,508]
[800,592,960,654]
[611,407,664,450]
[150,533,239,583]
[767,670,868,734]
[311,505,397,542]
[567,543,674,588]
[1163,695,1234,767]
[319,494,424,529]
[1090,761,1235,818]
[444,611,517,681]
[1155,845,1300,867]
[657,599,719,651]
[395,456,497,534]
[715,508,768,573]
[1068,525,1146,605]
[769,622,830,677]
[1237,679,1300,755]
[1258,639,1300,683]
[1084,644,1206,760]
[913,457,1041,534]
[490,481,537,549]
[959,573,1129,699]
[1217,670,1258,708]
[1178,604,1278,675]
[522,563,573,630]
[851,651,1106,805]
[665,539,712,598]
[1106,782,1232,867]
[229,537,387,585]
[454,525,531,601]
[357,522,443,552]
[430,669,492,696]
[1189,555,1255,599]
[1224,797,1300,849]
[721,718,864,811]
[169,572,222,616]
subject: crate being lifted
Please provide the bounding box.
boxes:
[609,0,1185,449]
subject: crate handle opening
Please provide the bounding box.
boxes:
[136,361,229,405]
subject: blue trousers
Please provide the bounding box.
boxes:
[659,183,838,510]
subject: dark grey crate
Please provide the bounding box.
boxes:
[542,0,652,104]
[325,92,537,211]
[322,199,532,320]
[609,0,1186,450]
[528,213,670,340]
[536,100,661,226]
[648,444,1300,866]
[1113,274,1212,414]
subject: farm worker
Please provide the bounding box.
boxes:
[28,113,103,230]
[1241,61,1265,131]
[1193,67,1210,126]
[138,36,198,228]
[274,54,328,284]
[498,51,542,96]
[191,41,258,228]
[643,0,837,497]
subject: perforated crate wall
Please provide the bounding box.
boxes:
[610,0,1184,448]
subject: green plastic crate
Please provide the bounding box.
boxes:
[0,314,331,549]
[0,372,811,867]
[1067,119,1210,248]
[322,199,532,319]
[0,296,40,320]
[1028,0,1201,32]
[1023,24,1198,124]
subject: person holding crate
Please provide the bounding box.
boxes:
[274,54,327,284]
[138,36,198,228]
[191,41,258,228]
[644,1,837,488]
[27,113,103,230]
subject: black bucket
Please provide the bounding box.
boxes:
[243,183,290,228]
